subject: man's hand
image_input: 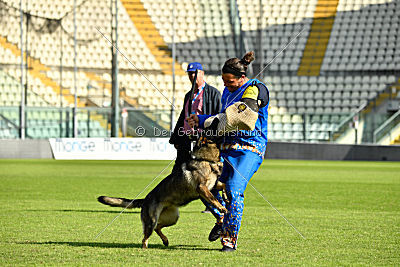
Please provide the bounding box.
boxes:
[186,114,199,128]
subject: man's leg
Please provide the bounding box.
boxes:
[171,148,190,173]
[220,151,262,250]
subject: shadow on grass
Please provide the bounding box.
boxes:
[24,209,140,214]
[20,241,218,251]
[25,209,213,215]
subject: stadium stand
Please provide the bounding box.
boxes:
[0,0,399,143]
[322,0,399,72]
[120,0,184,74]
[236,0,399,143]
[139,0,237,72]
[238,0,315,73]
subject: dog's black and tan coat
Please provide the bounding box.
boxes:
[98,138,227,248]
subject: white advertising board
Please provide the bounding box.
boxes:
[49,138,176,160]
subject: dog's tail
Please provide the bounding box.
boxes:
[97,196,144,209]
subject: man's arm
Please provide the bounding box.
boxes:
[210,85,222,115]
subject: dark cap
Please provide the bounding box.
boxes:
[187,62,203,72]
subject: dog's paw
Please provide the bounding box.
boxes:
[222,194,231,207]
[162,239,169,247]
[219,206,228,214]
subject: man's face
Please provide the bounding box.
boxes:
[188,70,204,86]
[222,73,245,92]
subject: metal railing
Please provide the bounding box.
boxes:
[373,109,400,143]
[1,104,399,144]
[0,106,112,139]
[0,106,176,139]
[329,102,367,142]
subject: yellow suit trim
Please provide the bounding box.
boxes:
[242,86,258,100]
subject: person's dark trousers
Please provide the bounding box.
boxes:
[171,148,191,174]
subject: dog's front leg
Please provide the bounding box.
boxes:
[197,184,228,214]
[214,181,230,206]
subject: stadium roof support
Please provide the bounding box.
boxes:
[111,0,119,137]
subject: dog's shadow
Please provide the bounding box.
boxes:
[23,241,218,251]
[25,209,140,214]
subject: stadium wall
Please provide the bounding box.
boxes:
[0,139,400,161]
[266,142,400,161]
[0,140,53,159]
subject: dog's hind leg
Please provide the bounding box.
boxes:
[141,216,155,249]
[141,203,163,249]
[197,184,228,214]
[155,206,179,247]
[154,227,168,247]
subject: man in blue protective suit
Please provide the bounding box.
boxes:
[187,51,270,252]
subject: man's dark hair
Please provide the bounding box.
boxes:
[222,51,255,77]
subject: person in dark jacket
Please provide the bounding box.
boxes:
[169,62,221,172]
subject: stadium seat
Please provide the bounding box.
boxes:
[0,0,398,142]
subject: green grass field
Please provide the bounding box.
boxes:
[0,159,399,265]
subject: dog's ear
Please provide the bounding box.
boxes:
[200,129,222,145]
[197,136,206,145]
[206,135,223,145]
[197,136,214,145]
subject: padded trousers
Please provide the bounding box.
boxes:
[203,149,262,249]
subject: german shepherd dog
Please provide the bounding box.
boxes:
[98,137,227,248]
